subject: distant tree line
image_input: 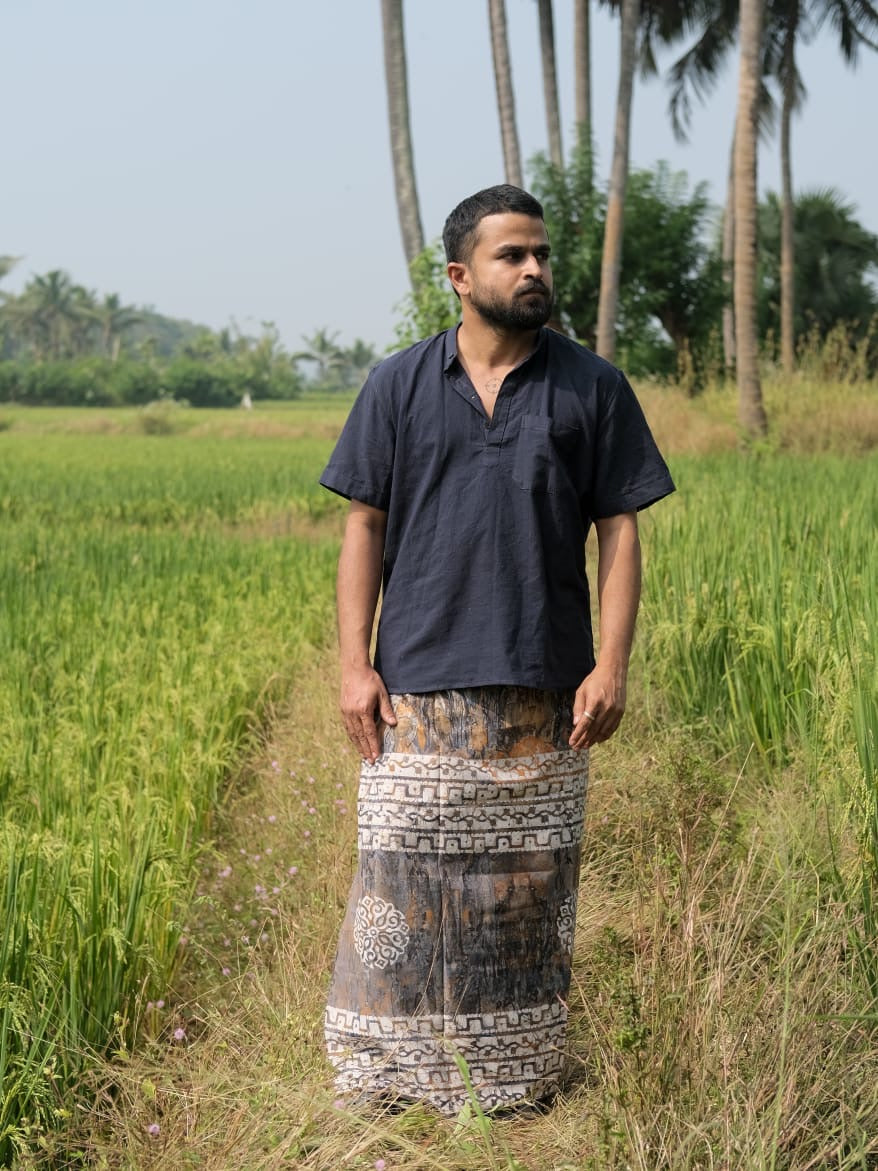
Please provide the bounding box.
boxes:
[0,265,378,406]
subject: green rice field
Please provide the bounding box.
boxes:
[0,399,876,1166]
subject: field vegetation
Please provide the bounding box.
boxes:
[0,372,876,1168]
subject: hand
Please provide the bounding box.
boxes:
[340,665,397,764]
[569,663,627,750]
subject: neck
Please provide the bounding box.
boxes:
[456,316,540,370]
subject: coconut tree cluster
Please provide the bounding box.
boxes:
[380,0,878,436]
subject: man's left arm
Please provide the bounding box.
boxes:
[569,511,642,750]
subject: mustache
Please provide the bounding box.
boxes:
[517,281,550,296]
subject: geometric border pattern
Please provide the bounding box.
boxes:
[325,999,568,1115]
[358,750,587,855]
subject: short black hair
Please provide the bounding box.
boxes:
[442,185,545,264]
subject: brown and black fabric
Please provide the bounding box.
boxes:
[325,686,589,1116]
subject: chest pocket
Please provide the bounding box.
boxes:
[512,414,581,494]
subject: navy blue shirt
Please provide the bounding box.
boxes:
[320,326,674,694]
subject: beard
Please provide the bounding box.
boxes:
[469,281,554,331]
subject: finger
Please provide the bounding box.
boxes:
[569,707,598,749]
[360,713,382,763]
[342,713,374,762]
[378,689,397,727]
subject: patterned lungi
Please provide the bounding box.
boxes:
[324,686,588,1116]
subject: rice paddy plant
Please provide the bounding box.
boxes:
[637,451,878,1011]
[0,430,342,1159]
[638,452,876,769]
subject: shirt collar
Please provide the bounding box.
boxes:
[442,325,547,373]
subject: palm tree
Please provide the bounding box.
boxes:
[488,0,524,187]
[734,0,768,436]
[10,270,93,359]
[536,0,564,167]
[758,187,878,341]
[574,0,593,181]
[669,0,878,376]
[770,0,878,373]
[595,0,641,360]
[97,293,141,361]
[338,338,380,389]
[293,327,346,389]
[381,0,424,273]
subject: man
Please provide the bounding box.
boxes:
[320,185,674,1116]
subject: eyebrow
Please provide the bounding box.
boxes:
[493,242,551,253]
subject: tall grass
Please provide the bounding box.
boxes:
[0,431,342,1160]
[637,453,876,765]
[637,451,878,1006]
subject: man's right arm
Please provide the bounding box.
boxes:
[337,499,397,763]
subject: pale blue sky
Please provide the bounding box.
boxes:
[3,0,876,352]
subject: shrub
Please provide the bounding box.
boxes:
[163,359,240,407]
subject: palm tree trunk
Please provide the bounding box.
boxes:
[488,0,523,187]
[596,0,640,362]
[722,124,736,374]
[574,0,592,175]
[734,0,768,437]
[381,0,424,272]
[780,28,797,376]
[537,0,564,167]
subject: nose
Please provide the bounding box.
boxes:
[524,252,543,278]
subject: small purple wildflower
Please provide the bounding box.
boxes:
[147,1122,161,1137]
[268,815,277,823]
[172,1027,186,1043]
[218,866,232,879]
[221,966,231,976]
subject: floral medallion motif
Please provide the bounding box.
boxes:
[557,893,577,954]
[353,894,410,970]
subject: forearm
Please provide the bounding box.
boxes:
[569,512,641,749]
[337,502,387,669]
[594,511,642,679]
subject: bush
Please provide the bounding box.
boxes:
[20,359,118,406]
[0,361,25,401]
[138,399,185,435]
[108,359,164,405]
[162,359,240,407]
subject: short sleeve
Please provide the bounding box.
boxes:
[589,373,675,518]
[319,366,395,511]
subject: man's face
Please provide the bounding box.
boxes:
[457,212,554,331]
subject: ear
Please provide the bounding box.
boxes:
[447,261,469,299]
